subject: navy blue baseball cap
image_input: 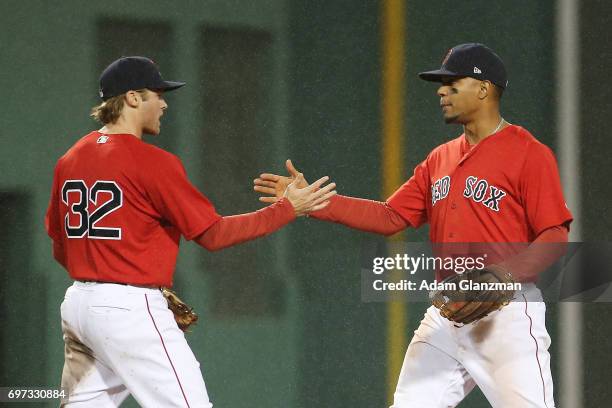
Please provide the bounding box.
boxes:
[419,43,508,89]
[98,56,185,100]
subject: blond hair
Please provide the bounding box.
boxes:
[90,89,148,124]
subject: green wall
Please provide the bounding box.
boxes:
[288,1,387,406]
[579,0,612,405]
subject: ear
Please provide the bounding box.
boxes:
[124,90,140,108]
[478,81,491,100]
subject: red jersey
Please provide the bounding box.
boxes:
[45,131,221,286]
[387,125,573,243]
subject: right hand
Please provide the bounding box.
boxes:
[254,160,308,203]
[284,173,336,216]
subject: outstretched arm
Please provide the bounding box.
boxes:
[197,173,336,251]
[254,160,409,236]
[309,194,408,236]
[195,198,294,251]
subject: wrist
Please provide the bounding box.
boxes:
[309,194,339,219]
[276,197,298,221]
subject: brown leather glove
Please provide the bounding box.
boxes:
[162,288,198,332]
[430,265,516,325]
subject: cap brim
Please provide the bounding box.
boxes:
[157,80,186,92]
[418,69,462,83]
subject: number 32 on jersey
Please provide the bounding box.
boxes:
[61,180,123,240]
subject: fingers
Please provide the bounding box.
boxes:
[286,159,300,177]
[310,200,331,212]
[308,185,338,211]
[254,185,277,195]
[258,196,278,203]
[311,189,337,207]
[258,173,281,182]
[310,181,336,198]
[253,179,277,188]
[306,176,330,192]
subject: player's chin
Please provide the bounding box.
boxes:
[443,114,460,124]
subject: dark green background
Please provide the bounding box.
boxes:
[0,1,609,407]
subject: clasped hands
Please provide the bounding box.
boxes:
[254,159,327,217]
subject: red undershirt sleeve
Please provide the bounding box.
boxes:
[309,194,409,236]
[500,224,569,282]
[195,198,296,251]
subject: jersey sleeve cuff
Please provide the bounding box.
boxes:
[275,197,297,222]
[385,199,422,229]
[184,213,223,241]
[532,215,574,238]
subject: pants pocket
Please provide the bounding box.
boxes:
[88,305,131,315]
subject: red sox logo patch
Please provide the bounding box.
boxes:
[463,176,507,212]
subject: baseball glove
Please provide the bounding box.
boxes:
[430,265,516,325]
[162,288,198,332]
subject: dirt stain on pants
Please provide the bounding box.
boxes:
[60,322,94,407]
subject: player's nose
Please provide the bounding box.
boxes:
[437,85,448,97]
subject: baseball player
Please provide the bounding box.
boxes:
[45,56,336,407]
[254,43,572,407]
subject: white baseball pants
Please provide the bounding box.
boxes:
[60,281,213,407]
[391,292,555,407]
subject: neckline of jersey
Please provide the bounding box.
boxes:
[460,123,517,162]
[94,130,140,140]
[463,123,516,147]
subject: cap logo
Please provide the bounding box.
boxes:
[473,67,482,74]
[442,48,453,65]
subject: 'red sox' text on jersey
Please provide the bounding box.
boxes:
[386,125,573,243]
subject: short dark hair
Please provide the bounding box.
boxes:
[492,84,504,100]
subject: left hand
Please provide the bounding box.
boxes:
[254,159,308,203]
[283,173,336,216]
[430,265,516,325]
